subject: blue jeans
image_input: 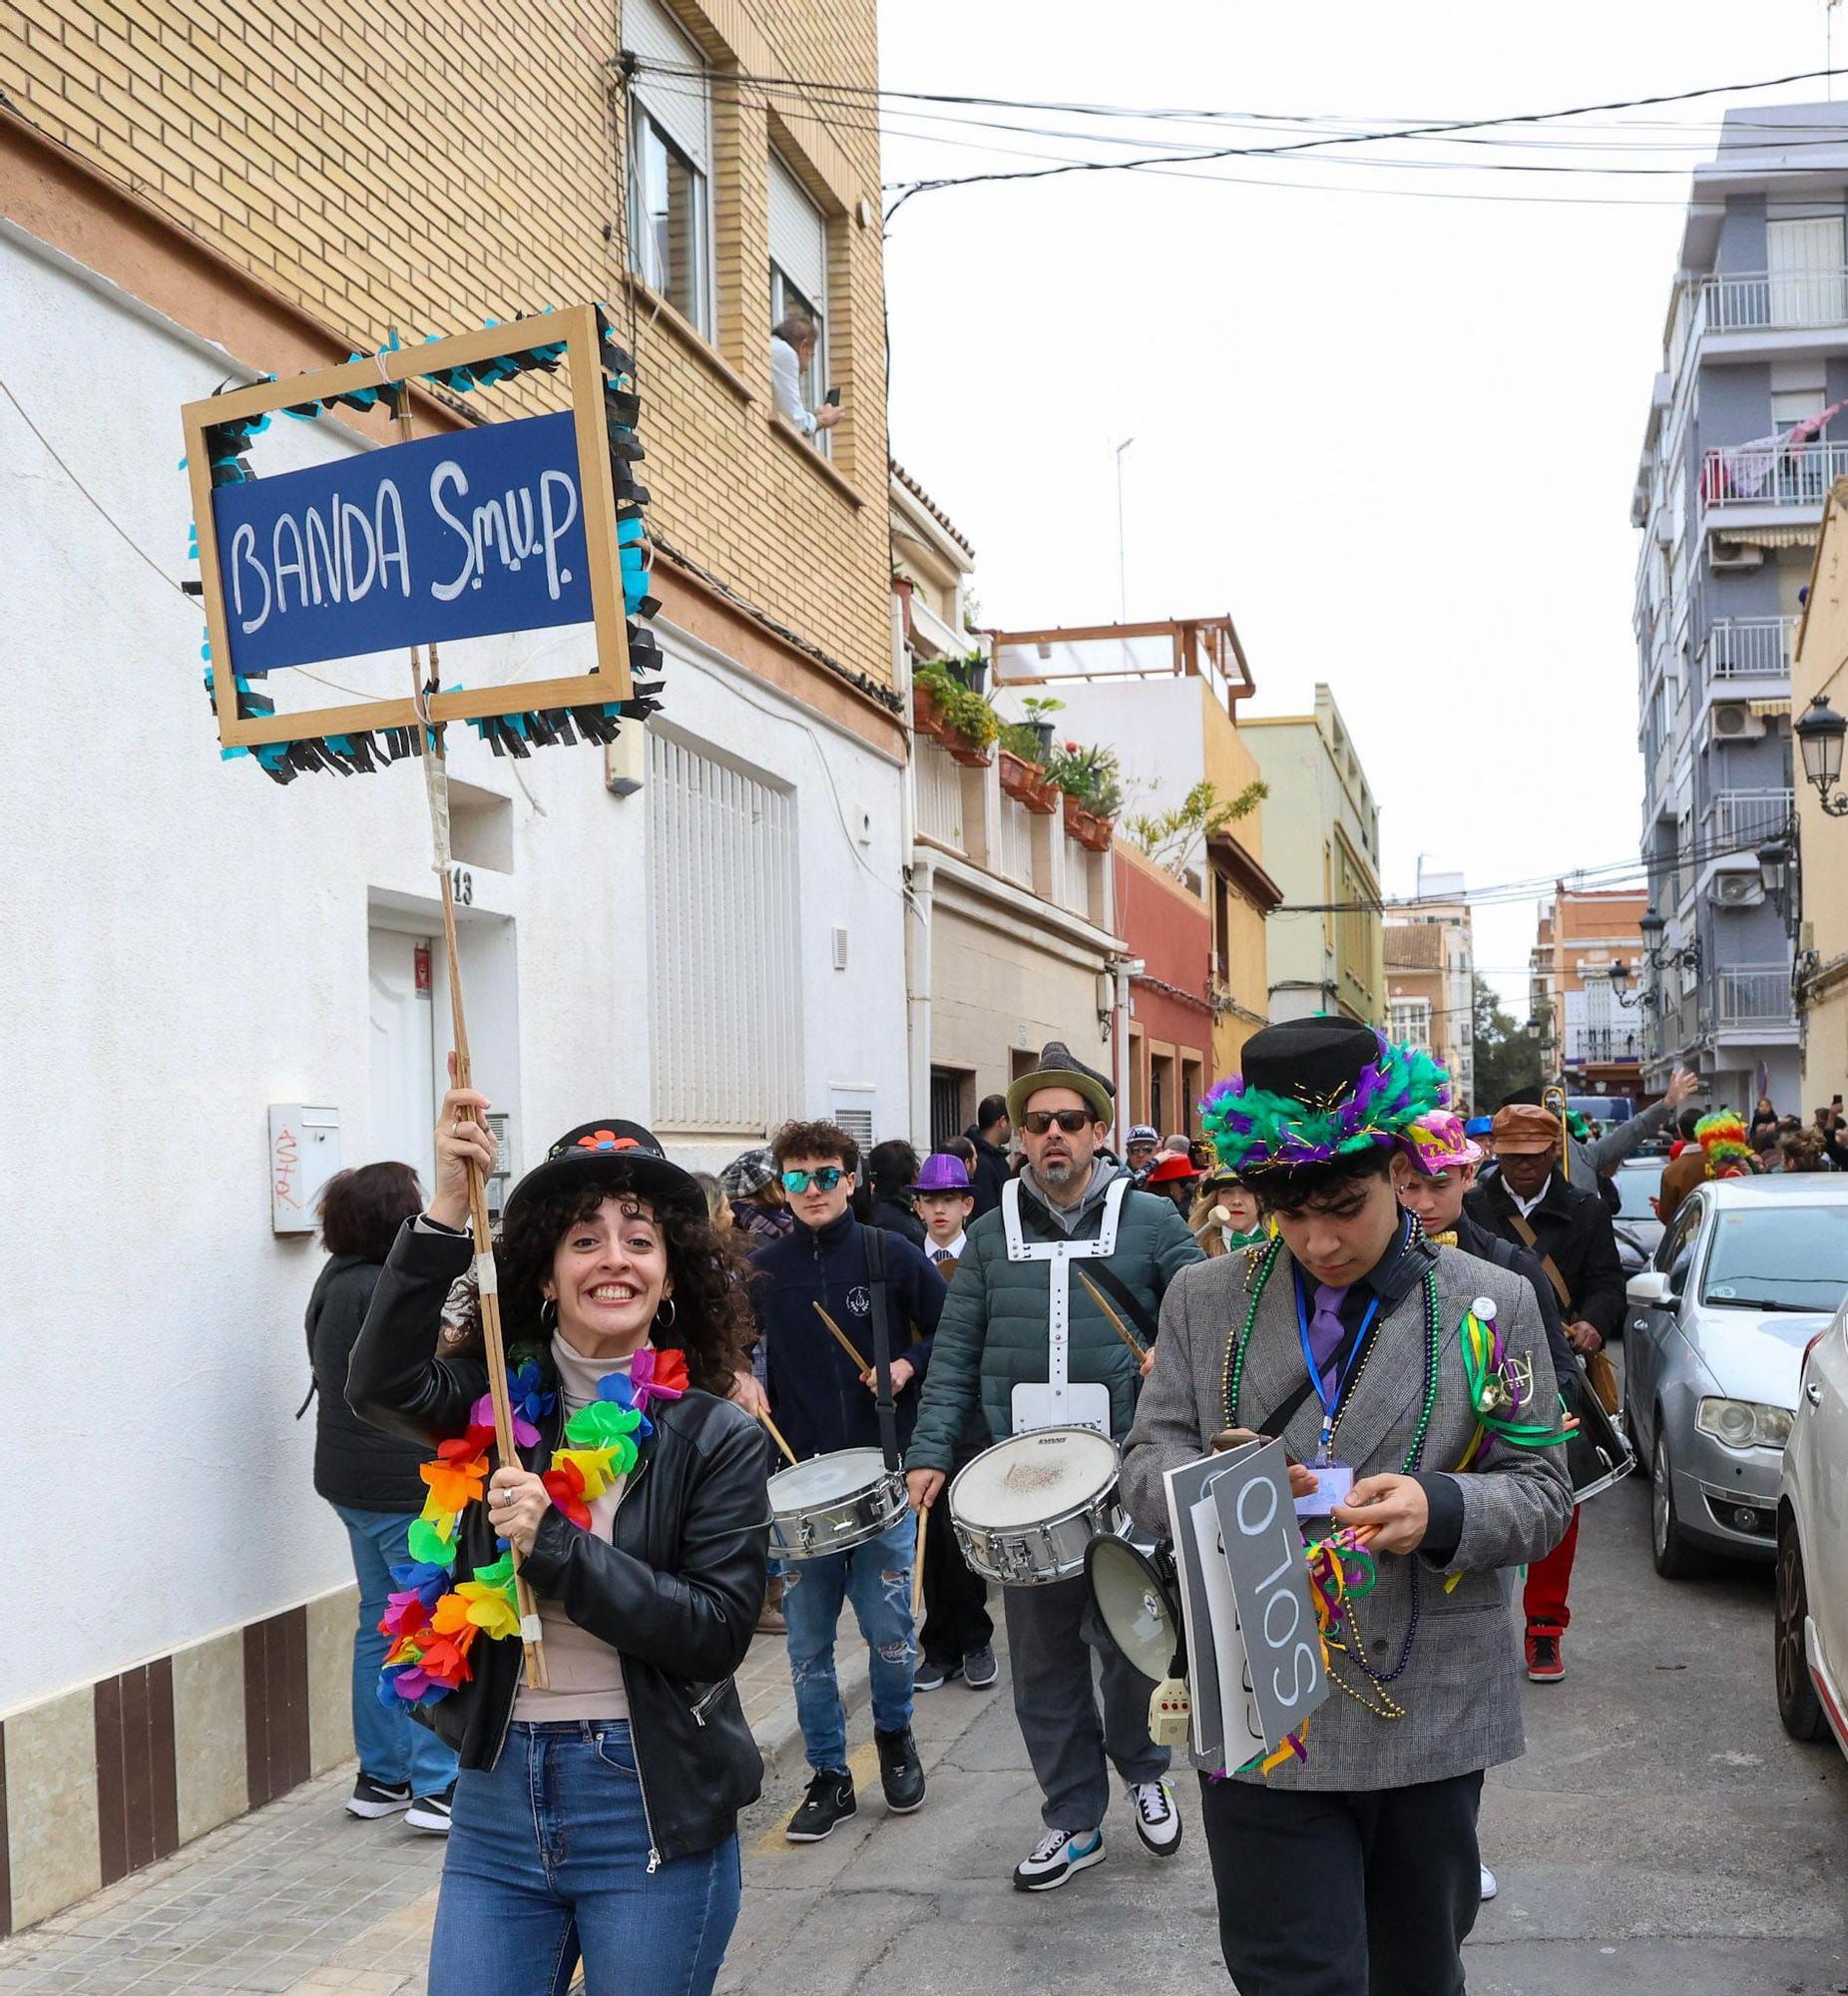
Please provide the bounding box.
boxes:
[780,1512,916,1772]
[332,1504,460,1798]
[429,1722,741,1996]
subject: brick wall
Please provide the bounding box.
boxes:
[1,0,891,690]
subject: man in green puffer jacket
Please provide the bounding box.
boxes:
[906,1040,1205,1894]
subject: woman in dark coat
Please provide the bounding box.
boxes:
[307,1162,460,1829]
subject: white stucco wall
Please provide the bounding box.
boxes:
[0,228,906,1711]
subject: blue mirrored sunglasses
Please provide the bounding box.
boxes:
[782,1166,845,1194]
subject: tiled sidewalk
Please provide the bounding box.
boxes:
[0,1629,852,1995]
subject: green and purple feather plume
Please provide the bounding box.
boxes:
[1200,1032,1452,1176]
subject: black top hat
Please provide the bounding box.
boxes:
[501,1119,705,1229]
[1238,1016,1382,1110]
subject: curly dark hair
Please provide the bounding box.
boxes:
[449,1163,754,1394]
[1244,1145,1394,1218]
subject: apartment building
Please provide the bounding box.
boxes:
[1383,861,1475,1102]
[1528,886,1649,1104]
[1243,687,1385,1026]
[1627,103,1848,1109]
[893,482,1127,1146]
[0,0,899,1930]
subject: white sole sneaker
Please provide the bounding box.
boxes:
[1014,1832,1106,1892]
[405,1796,453,1834]
[1129,1781,1182,1857]
[1480,1865,1498,1901]
[345,1781,412,1820]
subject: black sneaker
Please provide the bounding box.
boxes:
[875,1726,926,1813]
[963,1645,999,1689]
[785,1768,857,1843]
[405,1784,454,1834]
[345,1774,411,1819]
[914,1657,961,1693]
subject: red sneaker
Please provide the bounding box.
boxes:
[1525,1628,1565,1682]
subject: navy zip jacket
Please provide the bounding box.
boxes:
[750,1210,944,1461]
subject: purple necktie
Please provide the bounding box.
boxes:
[1309,1283,1350,1390]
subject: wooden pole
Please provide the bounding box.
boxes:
[391,371,546,1692]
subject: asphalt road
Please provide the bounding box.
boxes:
[720,1473,1848,1995]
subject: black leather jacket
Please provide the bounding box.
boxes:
[347,1221,772,1865]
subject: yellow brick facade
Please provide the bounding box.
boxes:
[1,0,891,695]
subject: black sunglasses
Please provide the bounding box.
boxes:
[1021,1109,1094,1136]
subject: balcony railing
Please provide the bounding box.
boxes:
[1700,616,1799,682]
[1564,1026,1641,1065]
[1701,439,1848,510]
[998,794,1035,887]
[915,739,964,851]
[1717,964,1794,1025]
[1700,267,1848,334]
[1703,787,1794,850]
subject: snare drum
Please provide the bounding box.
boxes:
[949,1426,1123,1586]
[768,1449,907,1561]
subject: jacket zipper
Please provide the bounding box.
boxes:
[610,1449,664,1872]
[689,1678,730,1727]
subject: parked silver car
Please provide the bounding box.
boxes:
[1775,1295,1848,1755]
[1623,1179,1848,1576]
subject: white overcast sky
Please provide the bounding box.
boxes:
[876,0,1839,1012]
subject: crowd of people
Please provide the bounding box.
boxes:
[301,1035,1768,1994]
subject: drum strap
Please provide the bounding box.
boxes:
[1504,1215,1575,1313]
[1083,1263,1161,1348]
[863,1222,901,1474]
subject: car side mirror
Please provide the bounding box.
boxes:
[1627,1270,1671,1307]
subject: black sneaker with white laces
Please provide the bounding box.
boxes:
[875,1726,926,1813]
[405,1784,454,1834]
[1128,1778,1181,1856]
[1012,1826,1105,1892]
[914,1657,960,1693]
[962,1645,998,1690]
[345,1774,411,1820]
[785,1768,857,1843]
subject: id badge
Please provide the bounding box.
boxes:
[1293,1458,1354,1519]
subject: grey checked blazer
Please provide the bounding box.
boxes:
[1121,1236,1574,1792]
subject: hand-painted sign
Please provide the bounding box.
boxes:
[212,411,591,674]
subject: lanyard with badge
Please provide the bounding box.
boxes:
[1290,1275,1378,1516]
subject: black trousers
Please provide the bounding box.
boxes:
[918,1507,993,1668]
[1198,1769,1484,1996]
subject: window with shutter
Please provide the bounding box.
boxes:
[768,152,830,445]
[648,733,800,1136]
[624,0,712,333]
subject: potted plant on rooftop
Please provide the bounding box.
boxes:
[1048,741,1123,851]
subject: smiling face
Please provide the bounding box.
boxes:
[543,1196,670,1359]
[1268,1154,1414,1288]
[1218,1185,1262,1236]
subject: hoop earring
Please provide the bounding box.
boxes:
[540,1298,559,1335]
[654,1296,677,1334]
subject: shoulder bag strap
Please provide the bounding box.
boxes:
[863,1223,900,1473]
[1506,1212,1574,1312]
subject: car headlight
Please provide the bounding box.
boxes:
[1694,1397,1794,1449]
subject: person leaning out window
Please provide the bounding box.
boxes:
[769,315,840,440]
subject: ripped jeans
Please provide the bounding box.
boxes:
[779,1511,917,1773]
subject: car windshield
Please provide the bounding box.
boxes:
[1699,1205,1848,1312]
[1614,1167,1664,1222]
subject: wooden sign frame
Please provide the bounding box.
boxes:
[182,304,632,750]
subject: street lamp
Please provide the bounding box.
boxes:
[1639,908,1666,947]
[1796,693,1848,815]
[1608,959,1654,1011]
[1758,836,1792,902]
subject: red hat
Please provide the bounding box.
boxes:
[1144,1153,1200,1186]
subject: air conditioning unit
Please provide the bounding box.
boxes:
[1709,539,1766,572]
[1708,870,1765,908]
[1711,701,1766,742]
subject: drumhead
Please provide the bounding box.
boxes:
[769,1449,890,1509]
[1088,1536,1181,1681]
[952,1427,1119,1529]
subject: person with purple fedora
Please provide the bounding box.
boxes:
[907,1152,998,1691]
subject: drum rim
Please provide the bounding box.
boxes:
[768,1449,897,1501]
[948,1424,1121,1531]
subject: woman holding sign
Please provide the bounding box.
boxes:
[1122,1018,1573,1996]
[347,1091,769,1996]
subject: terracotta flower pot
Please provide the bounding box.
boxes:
[1000,749,1057,812]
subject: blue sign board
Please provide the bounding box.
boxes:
[212,411,592,675]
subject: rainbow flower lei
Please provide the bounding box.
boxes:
[377,1345,689,1709]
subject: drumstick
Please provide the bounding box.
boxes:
[1076,1269,1148,1360]
[812,1301,870,1372]
[911,1504,929,1621]
[755,1408,799,1467]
